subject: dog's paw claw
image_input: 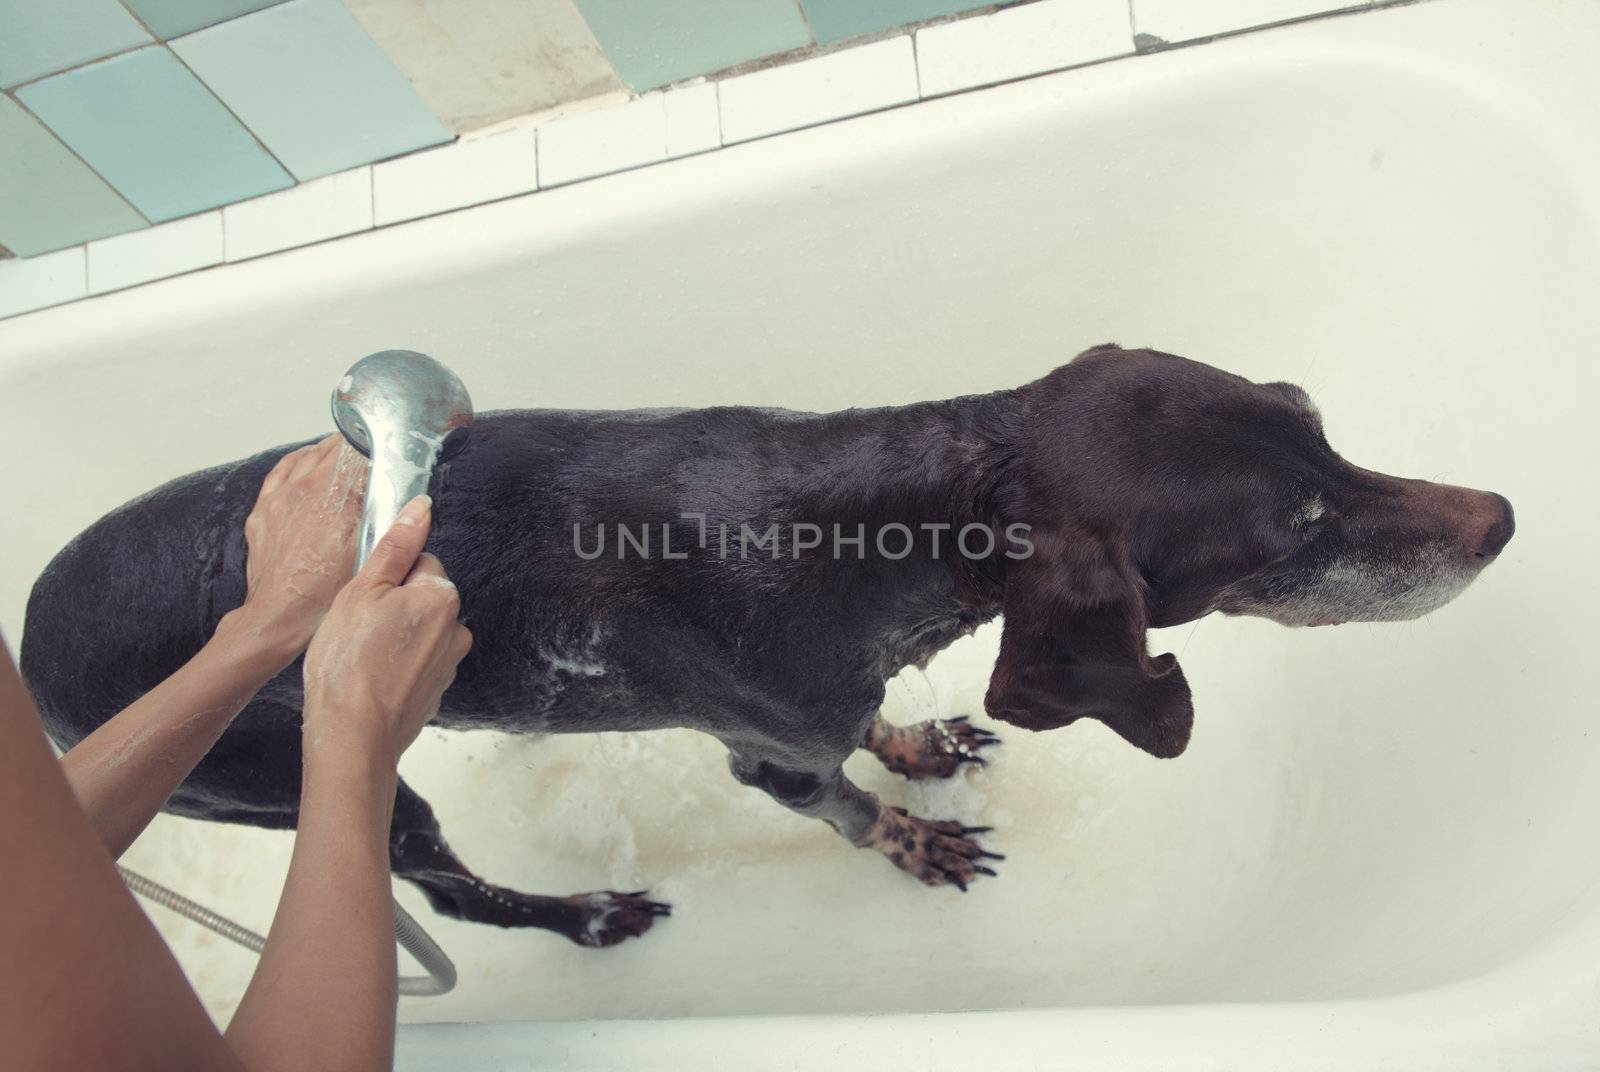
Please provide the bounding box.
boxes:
[566,889,670,948]
[867,717,1002,780]
[861,807,1001,890]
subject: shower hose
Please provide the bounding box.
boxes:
[118,864,456,996]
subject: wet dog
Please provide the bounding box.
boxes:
[20,344,1513,946]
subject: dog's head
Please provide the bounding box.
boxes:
[983,344,1513,758]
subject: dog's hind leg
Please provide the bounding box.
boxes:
[388,781,669,947]
[860,715,1000,780]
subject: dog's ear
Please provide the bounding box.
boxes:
[983,526,1194,758]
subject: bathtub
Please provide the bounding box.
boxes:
[2,0,1597,1067]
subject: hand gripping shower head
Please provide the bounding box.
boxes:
[330,350,473,569]
[114,351,471,999]
[329,349,472,996]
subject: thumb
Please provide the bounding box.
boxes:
[360,495,432,588]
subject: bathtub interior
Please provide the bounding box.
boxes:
[1,9,1596,1027]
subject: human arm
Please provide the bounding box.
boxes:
[223,494,472,1072]
[60,436,361,857]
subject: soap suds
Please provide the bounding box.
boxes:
[546,653,606,677]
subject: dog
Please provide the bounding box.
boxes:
[20,344,1513,947]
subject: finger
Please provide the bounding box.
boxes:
[302,434,343,479]
[449,625,473,664]
[403,552,449,585]
[358,495,432,588]
[257,443,314,501]
[288,435,339,483]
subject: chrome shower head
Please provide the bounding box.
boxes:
[331,350,473,569]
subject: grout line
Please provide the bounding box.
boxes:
[911,24,924,98]
[3,39,155,94]
[533,119,546,188]
[5,88,153,230]
[111,0,163,40]
[116,0,305,185]
[659,1,992,91]
[162,44,300,184]
[660,91,669,158]
[109,0,298,43]
[790,0,817,47]
[1125,0,1139,42]
[1,0,1436,321]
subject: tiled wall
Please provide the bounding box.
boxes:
[0,0,449,257]
[2,0,1402,317]
[0,0,1037,263]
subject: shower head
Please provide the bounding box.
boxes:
[331,349,473,569]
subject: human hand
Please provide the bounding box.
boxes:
[238,436,366,658]
[301,495,472,766]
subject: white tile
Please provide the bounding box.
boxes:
[1132,0,1365,43]
[223,169,374,262]
[916,0,1134,97]
[537,94,672,187]
[373,126,538,226]
[87,212,223,295]
[718,36,919,145]
[664,83,721,157]
[0,247,86,319]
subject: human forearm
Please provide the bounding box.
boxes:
[225,734,399,1072]
[59,607,300,858]
[223,498,467,1071]
[1,638,250,1071]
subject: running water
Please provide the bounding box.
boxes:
[320,441,366,516]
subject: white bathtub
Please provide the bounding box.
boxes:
[3,0,1598,1067]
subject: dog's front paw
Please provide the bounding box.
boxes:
[857,806,1003,891]
[561,890,671,948]
[865,716,1000,780]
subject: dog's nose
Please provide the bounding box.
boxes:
[1475,492,1515,559]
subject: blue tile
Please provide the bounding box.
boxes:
[800,0,997,43]
[0,95,147,255]
[575,0,812,91]
[17,47,292,222]
[0,0,151,87]
[172,0,450,181]
[123,0,289,39]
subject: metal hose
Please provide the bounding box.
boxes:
[119,865,456,996]
[118,864,265,953]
